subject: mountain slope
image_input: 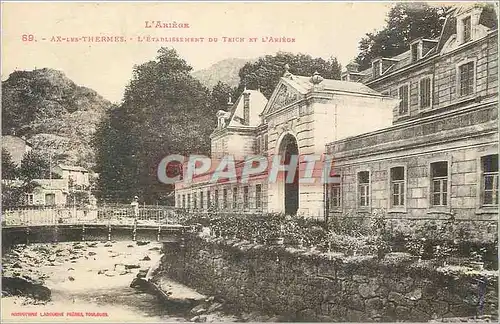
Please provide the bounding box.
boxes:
[2,68,112,170]
[192,58,253,89]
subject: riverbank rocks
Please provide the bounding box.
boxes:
[142,255,151,261]
[137,241,150,246]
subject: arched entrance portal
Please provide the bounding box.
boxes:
[279,134,299,215]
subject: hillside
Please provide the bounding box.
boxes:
[192,58,253,89]
[1,68,112,170]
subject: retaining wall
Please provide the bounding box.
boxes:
[158,235,498,322]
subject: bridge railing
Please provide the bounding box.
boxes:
[1,205,182,227]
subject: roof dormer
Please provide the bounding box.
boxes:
[410,38,438,63]
[372,57,399,79]
[341,61,362,82]
[455,5,484,45]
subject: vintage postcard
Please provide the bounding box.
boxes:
[1,1,498,323]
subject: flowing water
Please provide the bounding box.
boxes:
[2,241,189,322]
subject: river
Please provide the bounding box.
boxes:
[1,241,208,322]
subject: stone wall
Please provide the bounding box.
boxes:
[158,235,498,322]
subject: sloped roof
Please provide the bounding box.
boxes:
[56,164,88,172]
[228,89,268,127]
[357,4,498,84]
[290,75,381,96]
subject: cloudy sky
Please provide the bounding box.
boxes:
[2,2,410,103]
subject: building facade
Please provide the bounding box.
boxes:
[175,4,498,221]
[53,164,90,189]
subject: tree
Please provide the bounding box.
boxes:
[236,52,342,99]
[211,81,237,108]
[94,48,218,204]
[17,151,60,182]
[2,149,18,179]
[355,3,450,70]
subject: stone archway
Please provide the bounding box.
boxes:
[278,133,299,215]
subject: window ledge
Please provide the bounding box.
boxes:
[388,208,407,214]
[475,208,498,215]
[427,208,453,215]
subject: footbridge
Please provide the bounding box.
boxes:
[1,205,197,251]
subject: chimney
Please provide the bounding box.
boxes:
[243,92,250,126]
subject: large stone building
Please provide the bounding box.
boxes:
[175,4,498,221]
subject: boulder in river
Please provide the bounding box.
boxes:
[125,264,140,270]
[136,241,150,246]
[114,264,126,273]
[104,271,118,277]
[141,255,151,261]
[12,262,22,269]
[2,276,51,301]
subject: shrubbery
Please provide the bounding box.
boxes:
[179,208,498,269]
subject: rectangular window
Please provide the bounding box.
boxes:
[182,194,186,208]
[200,191,204,210]
[263,134,268,152]
[243,186,249,209]
[177,195,180,207]
[411,43,419,62]
[481,155,499,206]
[330,181,341,209]
[431,162,448,206]
[25,193,34,205]
[372,61,381,78]
[232,187,238,209]
[193,192,197,209]
[255,136,261,153]
[45,193,55,205]
[187,193,191,209]
[358,171,370,207]
[420,77,431,109]
[255,184,262,209]
[390,167,405,207]
[459,62,474,97]
[207,190,211,209]
[398,85,409,115]
[223,189,228,209]
[214,190,219,208]
[463,16,472,43]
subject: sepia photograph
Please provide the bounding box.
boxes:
[1,1,498,323]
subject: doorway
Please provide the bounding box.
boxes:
[279,134,299,215]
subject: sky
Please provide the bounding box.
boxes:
[3,1,399,103]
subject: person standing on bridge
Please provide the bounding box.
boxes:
[131,196,140,223]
